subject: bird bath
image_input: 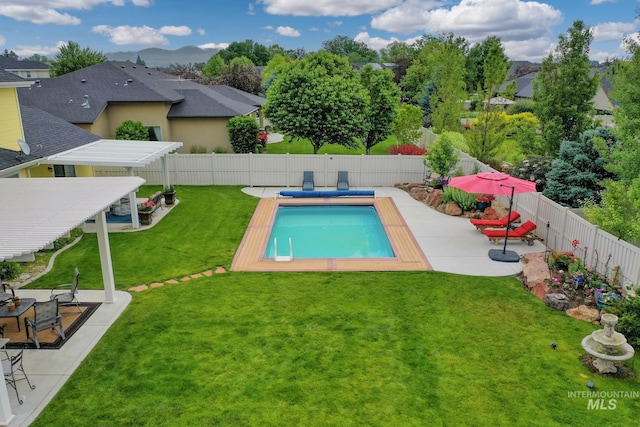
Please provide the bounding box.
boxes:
[581,313,635,374]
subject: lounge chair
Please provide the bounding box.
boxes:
[302,171,314,191]
[482,220,538,245]
[337,171,349,190]
[470,211,521,230]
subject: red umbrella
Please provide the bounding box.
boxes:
[448,171,537,262]
[448,171,536,196]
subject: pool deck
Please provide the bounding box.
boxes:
[241,187,547,277]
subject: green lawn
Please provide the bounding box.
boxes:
[27,186,639,426]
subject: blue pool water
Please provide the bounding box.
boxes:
[265,205,394,259]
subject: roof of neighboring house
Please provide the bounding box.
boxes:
[17,61,264,124]
[499,72,537,98]
[0,104,100,172]
[0,56,50,71]
[0,69,32,86]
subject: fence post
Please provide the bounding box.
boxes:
[588,224,599,269]
[559,206,570,252]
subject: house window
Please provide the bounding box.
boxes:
[53,165,76,177]
[26,71,32,78]
[147,126,162,141]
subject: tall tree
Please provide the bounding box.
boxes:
[429,34,467,133]
[202,54,225,77]
[49,41,107,77]
[217,40,272,66]
[261,54,292,91]
[465,37,510,161]
[217,57,262,95]
[360,65,401,154]
[264,52,368,154]
[2,49,18,60]
[321,35,379,63]
[533,20,598,156]
[391,104,423,145]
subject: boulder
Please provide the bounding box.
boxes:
[444,201,463,216]
[409,187,429,202]
[425,189,443,208]
[521,252,551,289]
[481,207,500,220]
[566,305,600,322]
[544,293,569,311]
[531,282,550,300]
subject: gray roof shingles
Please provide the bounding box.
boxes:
[17,61,264,124]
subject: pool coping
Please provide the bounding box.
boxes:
[231,196,433,272]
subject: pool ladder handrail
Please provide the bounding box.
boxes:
[273,237,293,262]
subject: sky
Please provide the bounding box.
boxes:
[0,0,637,63]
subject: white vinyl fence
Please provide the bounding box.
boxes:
[95,144,640,290]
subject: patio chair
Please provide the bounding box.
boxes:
[482,220,538,246]
[50,267,81,312]
[302,171,314,191]
[24,299,66,349]
[0,283,15,303]
[470,211,521,230]
[2,346,36,404]
[337,170,349,190]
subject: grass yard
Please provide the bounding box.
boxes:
[26,186,639,426]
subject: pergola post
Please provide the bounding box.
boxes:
[0,380,15,427]
[95,211,117,303]
[161,155,170,190]
[126,167,140,229]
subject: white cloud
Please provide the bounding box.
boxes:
[0,35,5,46]
[309,27,319,32]
[197,28,206,36]
[159,26,192,36]
[263,25,275,30]
[14,41,66,58]
[198,42,230,50]
[370,0,563,61]
[0,5,81,25]
[0,1,150,25]
[354,31,410,51]
[276,26,301,37]
[589,0,617,4]
[592,21,638,42]
[259,0,403,16]
[328,21,343,27]
[248,3,255,15]
[92,25,170,45]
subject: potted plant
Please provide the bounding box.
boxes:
[6,300,15,312]
[163,186,176,206]
[549,250,575,271]
[12,295,20,306]
[138,201,155,225]
[475,194,495,212]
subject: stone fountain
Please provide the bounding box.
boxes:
[581,313,635,374]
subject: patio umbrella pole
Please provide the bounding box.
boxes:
[488,185,520,262]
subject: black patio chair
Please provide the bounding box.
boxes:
[2,346,36,404]
[50,267,81,313]
[24,299,66,349]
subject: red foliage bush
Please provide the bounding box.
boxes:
[387,144,427,155]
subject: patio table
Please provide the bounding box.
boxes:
[0,298,36,332]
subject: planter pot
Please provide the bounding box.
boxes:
[476,201,491,212]
[138,211,153,225]
[554,261,568,271]
[163,191,176,206]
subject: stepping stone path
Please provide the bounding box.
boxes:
[129,267,224,292]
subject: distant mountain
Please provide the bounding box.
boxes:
[106,46,219,68]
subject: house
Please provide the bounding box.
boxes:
[17,61,266,153]
[0,56,50,79]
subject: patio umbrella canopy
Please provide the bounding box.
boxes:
[448,171,537,262]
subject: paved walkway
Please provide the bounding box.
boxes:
[242,186,547,277]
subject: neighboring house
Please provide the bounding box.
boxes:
[0,56,50,79]
[17,61,266,153]
[499,70,616,127]
[0,70,101,178]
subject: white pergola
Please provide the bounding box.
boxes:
[0,176,145,424]
[45,140,183,229]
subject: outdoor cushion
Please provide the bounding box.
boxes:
[470,211,520,230]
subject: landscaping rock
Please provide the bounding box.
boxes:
[481,207,500,220]
[531,282,550,300]
[409,186,429,202]
[545,293,569,311]
[522,252,550,290]
[425,189,443,208]
[566,305,600,322]
[444,201,462,216]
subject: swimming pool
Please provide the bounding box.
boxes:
[265,205,394,259]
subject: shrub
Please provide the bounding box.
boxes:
[609,296,640,350]
[442,186,476,211]
[388,144,427,155]
[506,99,536,115]
[423,133,459,178]
[227,116,260,153]
[190,145,208,154]
[508,156,553,192]
[0,262,18,281]
[115,120,149,141]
